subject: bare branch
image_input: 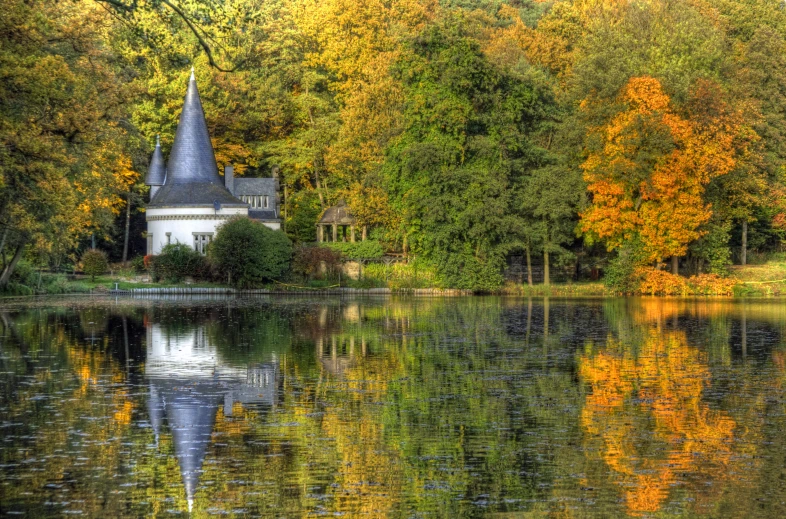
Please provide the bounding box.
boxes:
[161,0,238,72]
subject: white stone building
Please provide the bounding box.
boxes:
[144,69,280,255]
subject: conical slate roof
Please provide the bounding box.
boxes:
[145,136,166,186]
[148,69,246,207]
[166,69,221,185]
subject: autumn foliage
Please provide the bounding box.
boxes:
[580,330,738,515]
[631,267,739,296]
[581,76,745,264]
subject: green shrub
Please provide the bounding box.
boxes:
[130,255,146,273]
[210,217,292,287]
[690,219,732,275]
[434,251,505,292]
[603,242,647,294]
[11,260,36,286]
[151,243,208,283]
[323,240,384,260]
[292,244,342,280]
[81,249,108,281]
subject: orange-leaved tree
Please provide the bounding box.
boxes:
[580,76,745,265]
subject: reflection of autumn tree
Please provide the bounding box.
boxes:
[0,311,146,516]
[579,329,737,515]
[319,340,403,514]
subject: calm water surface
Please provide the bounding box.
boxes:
[1,296,785,518]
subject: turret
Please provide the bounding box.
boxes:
[145,135,166,200]
[165,67,222,185]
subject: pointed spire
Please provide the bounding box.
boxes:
[156,134,160,147]
[165,69,221,185]
[190,66,195,81]
[145,135,166,187]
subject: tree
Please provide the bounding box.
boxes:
[580,76,745,268]
[209,217,292,287]
[81,249,109,281]
[0,0,139,287]
[382,16,554,290]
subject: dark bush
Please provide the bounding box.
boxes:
[435,251,504,292]
[209,217,292,287]
[292,244,343,280]
[81,249,108,281]
[151,243,208,282]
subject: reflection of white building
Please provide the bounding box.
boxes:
[144,323,278,511]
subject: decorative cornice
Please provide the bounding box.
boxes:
[146,214,235,222]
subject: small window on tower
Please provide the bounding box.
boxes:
[166,232,171,245]
[264,195,269,208]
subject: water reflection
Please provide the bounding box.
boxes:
[1,297,786,517]
[144,322,279,510]
[579,329,737,515]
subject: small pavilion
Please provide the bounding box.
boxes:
[316,200,367,242]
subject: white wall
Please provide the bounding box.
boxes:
[146,206,247,255]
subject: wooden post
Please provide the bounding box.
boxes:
[332,223,337,242]
[351,226,356,242]
[317,225,323,243]
[362,225,367,241]
[671,256,679,275]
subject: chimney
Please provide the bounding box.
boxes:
[224,165,234,194]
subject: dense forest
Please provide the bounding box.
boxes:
[2,0,785,290]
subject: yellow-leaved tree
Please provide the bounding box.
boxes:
[580,76,747,267]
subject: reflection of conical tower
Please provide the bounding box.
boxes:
[168,388,220,510]
[144,322,280,512]
[145,323,223,512]
[147,377,222,511]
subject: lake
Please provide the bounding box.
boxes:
[1,296,785,517]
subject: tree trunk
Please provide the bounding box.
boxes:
[122,189,132,266]
[525,246,533,287]
[0,227,8,259]
[0,238,27,288]
[315,167,325,211]
[671,256,679,275]
[741,220,748,266]
[543,248,550,286]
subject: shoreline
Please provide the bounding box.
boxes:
[0,287,784,309]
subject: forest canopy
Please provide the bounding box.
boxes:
[1,0,785,290]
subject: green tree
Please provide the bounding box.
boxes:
[209,217,292,287]
[81,249,108,281]
[383,15,553,290]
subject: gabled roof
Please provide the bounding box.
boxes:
[145,136,166,186]
[232,177,277,196]
[166,69,222,185]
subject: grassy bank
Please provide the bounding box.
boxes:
[5,257,786,297]
[730,261,786,296]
